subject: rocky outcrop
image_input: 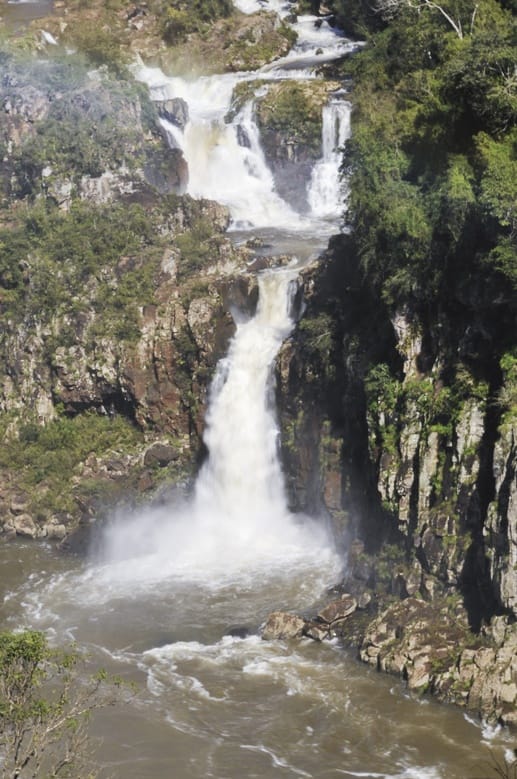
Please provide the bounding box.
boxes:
[0,55,187,205]
[252,80,341,211]
[261,594,358,641]
[356,598,517,728]
[278,233,517,724]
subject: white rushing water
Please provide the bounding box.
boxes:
[92,266,340,595]
[308,98,352,218]
[233,0,294,17]
[134,6,359,233]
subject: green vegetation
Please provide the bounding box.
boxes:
[0,629,124,778]
[4,59,157,199]
[0,200,163,340]
[298,312,337,379]
[338,0,516,312]
[175,214,222,280]
[256,81,326,155]
[499,350,517,427]
[161,0,233,44]
[0,410,143,517]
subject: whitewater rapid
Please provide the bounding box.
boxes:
[135,7,358,232]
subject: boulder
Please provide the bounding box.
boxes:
[317,594,357,624]
[13,514,38,538]
[303,620,330,642]
[261,611,306,640]
[157,98,189,129]
[144,443,180,468]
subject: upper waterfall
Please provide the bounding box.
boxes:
[134,2,357,238]
[307,99,352,219]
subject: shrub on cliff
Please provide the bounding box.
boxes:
[161,0,233,43]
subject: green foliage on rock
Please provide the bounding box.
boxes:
[298,312,337,378]
[0,410,143,516]
[161,0,233,43]
[7,73,155,199]
[341,0,516,311]
[0,200,162,337]
[256,81,327,155]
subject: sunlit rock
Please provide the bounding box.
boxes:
[261,611,306,640]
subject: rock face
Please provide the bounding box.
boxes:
[278,233,517,724]
[157,98,189,129]
[254,80,342,212]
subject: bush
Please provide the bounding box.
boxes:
[0,630,126,779]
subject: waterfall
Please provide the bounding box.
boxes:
[98,267,338,588]
[194,268,297,522]
[91,5,357,586]
[138,63,304,229]
[307,99,352,219]
[184,98,302,229]
[134,7,359,233]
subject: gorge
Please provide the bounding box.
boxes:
[0,0,516,777]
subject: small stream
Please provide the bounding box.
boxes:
[0,2,514,777]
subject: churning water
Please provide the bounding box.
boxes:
[1,3,513,777]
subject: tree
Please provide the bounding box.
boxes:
[373,0,479,38]
[0,630,125,779]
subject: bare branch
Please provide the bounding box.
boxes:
[372,0,465,38]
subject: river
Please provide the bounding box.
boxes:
[0,1,514,777]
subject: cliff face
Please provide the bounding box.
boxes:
[0,47,259,542]
[278,234,517,725]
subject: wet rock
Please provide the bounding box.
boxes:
[44,523,67,540]
[261,611,306,640]
[225,625,251,639]
[13,514,38,538]
[303,620,330,642]
[317,594,357,624]
[157,98,189,129]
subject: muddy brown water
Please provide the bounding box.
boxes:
[0,4,513,777]
[0,0,54,30]
[0,541,512,779]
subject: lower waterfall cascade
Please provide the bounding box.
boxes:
[0,2,514,778]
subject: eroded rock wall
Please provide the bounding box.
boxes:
[279,234,517,724]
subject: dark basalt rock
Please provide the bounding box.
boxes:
[157,97,189,129]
